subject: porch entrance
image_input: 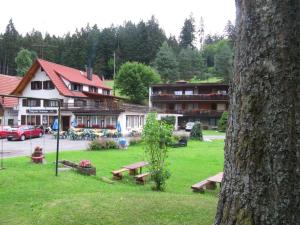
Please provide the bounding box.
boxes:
[62,116,70,131]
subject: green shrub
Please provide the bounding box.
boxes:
[218,111,228,132]
[87,139,118,151]
[106,140,118,149]
[190,122,203,141]
[143,112,173,191]
[129,137,142,145]
[161,116,175,127]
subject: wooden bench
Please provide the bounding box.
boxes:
[135,172,150,184]
[112,168,129,180]
[191,180,216,193]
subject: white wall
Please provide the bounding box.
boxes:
[17,67,68,125]
[118,111,147,136]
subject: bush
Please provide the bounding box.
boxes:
[87,139,118,151]
[160,116,175,127]
[218,111,228,132]
[143,112,173,191]
[129,136,142,145]
[190,122,203,141]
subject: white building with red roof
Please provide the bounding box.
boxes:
[0,74,22,126]
[10,59,149,134]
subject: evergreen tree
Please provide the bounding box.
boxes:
[214,40,233,83]
[179,15,196,49]
[167,35,180,55]
[178,47,205,80]
[2,19,20,75]
[153,42,179,83]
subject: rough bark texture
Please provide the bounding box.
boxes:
[214,1,300,225]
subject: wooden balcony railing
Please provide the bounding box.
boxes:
[61,102,122,112]
[151,93,228,101]
[163,109,224,117]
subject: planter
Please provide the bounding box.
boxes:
[31,155,44,164]
[77,166,96,176]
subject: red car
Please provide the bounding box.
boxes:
[7,126,43,141]
[0,126,11,139]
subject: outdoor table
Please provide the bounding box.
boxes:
[123,161,149,175]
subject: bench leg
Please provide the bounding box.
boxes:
[112,174,122,180]
[206,181,217,190]
[129,169,137,175]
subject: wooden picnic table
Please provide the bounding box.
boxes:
[123,161,149,175]
[207,172,223,183]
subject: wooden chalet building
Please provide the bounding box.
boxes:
[11,59,149,135]
[149,81,229,129]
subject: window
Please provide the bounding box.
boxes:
[31,81,42,90]
[43,80,55,90]
[103,90,110,95]
[95,100,100,107]
[71,83,83,91]
[44,100,59,107]
[8,119,14,126]
[211,103,217,110]
[126,115,143,128]
[26,115,41,126]
[22,99,41,107]
[185,90,193,95]
[74,99,86,107]
[174,90,182,95]
[21,115,26,125]
[89,86,97,93]
[175,104,182,110]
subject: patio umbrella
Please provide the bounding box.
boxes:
[116,121,121,133]
[52,118,59,131]
[71,118,77,128]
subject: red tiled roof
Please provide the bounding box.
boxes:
[0,74,22,108]
[11,59,112,98]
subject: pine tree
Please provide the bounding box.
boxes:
[153,42,179,83]
[179,15,196,49]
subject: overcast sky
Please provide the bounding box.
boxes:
[0,0,235,38]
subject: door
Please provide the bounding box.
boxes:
[62,116,70,131]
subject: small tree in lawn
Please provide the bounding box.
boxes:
[190,122,203,141]
[142,112,173,191]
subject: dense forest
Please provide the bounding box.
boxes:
[0,16,234,83]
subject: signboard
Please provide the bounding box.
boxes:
[26,109,57,114]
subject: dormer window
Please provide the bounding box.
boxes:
[103,90,110,95]
[89,86,97,93]
[71,83,83,91]
[31,81,42,90]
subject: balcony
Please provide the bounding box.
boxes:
[61,102,123,113]
[163,109,224,117]
[151,93,228,102]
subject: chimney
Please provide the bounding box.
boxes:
[86,66,93,80]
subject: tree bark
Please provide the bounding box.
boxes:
[214,1,300,225]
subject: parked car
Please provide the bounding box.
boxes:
[185,122,195,131]
[0,126,11,138]
[7,126,43,141]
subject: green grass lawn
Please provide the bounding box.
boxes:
[0,140,224,225]
[203,130,226,136]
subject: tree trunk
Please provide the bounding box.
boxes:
[214,1,300,225]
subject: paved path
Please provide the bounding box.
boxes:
[0,135,89,158]
[0,132,225,159]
